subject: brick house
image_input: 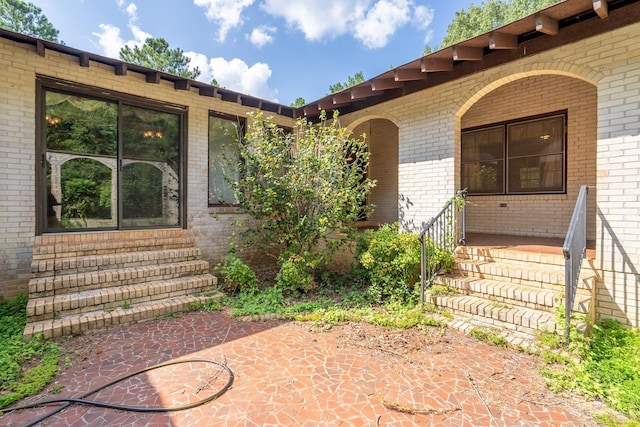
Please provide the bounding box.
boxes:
[0,0,638,337]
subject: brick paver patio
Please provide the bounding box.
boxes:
[2,311,600,426]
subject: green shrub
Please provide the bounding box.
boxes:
[217,253,258,294]
[356,223,455,304]
[276,254,315,294]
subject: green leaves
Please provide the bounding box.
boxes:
[231,111,375,293]
[119,37,201,79]
[0,0,59,42]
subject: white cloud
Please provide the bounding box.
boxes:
[92,1,151,59]
[262,0,434,49]
[261,0,367,42]
[413,5,435,30]
[93,24,125,58]
[246,26,276,48]
[194,0,255,42]
[354,0,412,49]
[187,52,278,101]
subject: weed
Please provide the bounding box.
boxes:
[540,319,640,421]
[121,300,131,310]
[50,383,65,394]
[0,294,62,409]
[469,327,508,347]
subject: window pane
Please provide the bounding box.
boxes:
[462,126,504,194]
[209,115,241,205]
[462,161,504,194]
[51,157,116,230]
[507,154,564,193]
[507,115,564,157]
[45,92,117,156]
[122,106,181,162]
[121,106,181,227]
[461,126,504,162]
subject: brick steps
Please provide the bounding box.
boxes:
[29,260,211,297]
[31,247,203,277]
[24,229,218,339]
[429,245,597,341]
[434,295,557,336]
[23,294,221,339]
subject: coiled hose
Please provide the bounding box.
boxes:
[4,358,234,427]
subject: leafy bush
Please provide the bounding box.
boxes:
[216,253,258,294]
[356,223,455,304]
[231,111,375,293]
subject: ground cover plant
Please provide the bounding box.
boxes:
[540,319,640,425]
[0,294,61,409]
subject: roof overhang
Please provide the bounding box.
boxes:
[298,0,640,120]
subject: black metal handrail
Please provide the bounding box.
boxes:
[562,185,590,345]
[418,190,467,303]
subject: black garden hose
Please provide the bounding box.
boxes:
[4,358,234,427]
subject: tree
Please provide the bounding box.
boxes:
[119,37,200,79]
[434,0,561,50]
[0,0,59,42]
[290,97,306,108]
[232,111,375,292]
[329,71,365,94]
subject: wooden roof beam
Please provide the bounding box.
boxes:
[303,104,319,116]
[394,68,426,82]
[174,79,191,91]
[146,71,161,84]
[489,32,518,49]
[593,0,608,18]
[421,57,453,72]
[79,53,90,67]
[332,92,352,105]
[317,98,337,110]
[453,46,483,61]
[350,85,375,99]
[536,13,559,35]
[115,63,127,76]
[371,78,403,91]
[36,40,45,57]
[199,86,217,97]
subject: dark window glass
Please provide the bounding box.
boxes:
[461,114,565,195]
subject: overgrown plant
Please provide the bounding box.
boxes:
[0,294,61,409]
[356,223,455,304]
[231,110,375,293]
[216,253,259,294]
[540,319,640,422]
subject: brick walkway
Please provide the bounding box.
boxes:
[2,311,599,426]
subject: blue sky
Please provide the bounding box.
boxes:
[28,0,475,105]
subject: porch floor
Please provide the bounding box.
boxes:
[464,232,596,259]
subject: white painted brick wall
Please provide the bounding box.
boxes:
[340,21,640,326]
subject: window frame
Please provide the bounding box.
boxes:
[461,110,567,196]
[36,76,188,234]
[207,111,245,207]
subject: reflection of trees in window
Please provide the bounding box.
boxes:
[45,93,117,155]
[60,158,112,228]
[122,106,180,166]
[122,163,163,219]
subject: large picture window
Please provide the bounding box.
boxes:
[208,112,244,206]
[461,113,566,195]
[39,78,185,232]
